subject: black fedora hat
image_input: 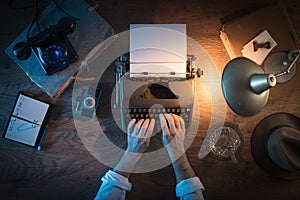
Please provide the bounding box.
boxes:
[251,112,300,180]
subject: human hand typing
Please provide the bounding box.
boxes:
[114,118,155,178]
[159,113,197,184]
[159,113,186,162]
[126,118,155,153]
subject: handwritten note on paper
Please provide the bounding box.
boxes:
[4,93,50,147]
[241,30,277,65]
[5,117,41,146]
[12,94,49,124]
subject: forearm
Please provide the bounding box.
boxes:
[113,151,141,178]
[172,153,196,183]
[172,154,205,199]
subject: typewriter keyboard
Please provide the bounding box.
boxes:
[123,107,192,127]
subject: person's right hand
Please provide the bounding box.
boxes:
[159,113,186,162]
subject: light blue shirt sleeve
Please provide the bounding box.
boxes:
[94,170,205,200]
[176,177,205,200]
[94,170,132,200]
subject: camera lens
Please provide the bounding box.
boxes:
[43,45,67,65]
[84,97,96,109]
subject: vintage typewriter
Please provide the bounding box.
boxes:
[113,54,202,131]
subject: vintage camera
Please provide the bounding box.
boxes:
[13,17,78,75]
[75,86,102,118]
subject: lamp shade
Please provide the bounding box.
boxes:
[221,57,276,116]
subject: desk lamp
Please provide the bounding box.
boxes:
[221,50,299,116]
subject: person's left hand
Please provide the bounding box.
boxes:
[126,118,155,153]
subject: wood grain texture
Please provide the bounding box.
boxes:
[1,0,300,199]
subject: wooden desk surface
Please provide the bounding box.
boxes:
[0,0,300,199]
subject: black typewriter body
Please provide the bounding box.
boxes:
[113,55,199,132]
[122,82,193,129]
[114,55,203,132]
[122,100,193,129]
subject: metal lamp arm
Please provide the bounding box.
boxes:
[275,50,300,78]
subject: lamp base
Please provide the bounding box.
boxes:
[222,57,269,117]
[263,52,296,83]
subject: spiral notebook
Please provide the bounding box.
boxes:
[3,92,52,150]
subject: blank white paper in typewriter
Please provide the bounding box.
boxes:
[130,24,187,78]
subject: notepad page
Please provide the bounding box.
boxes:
[5,117,41,146]
[12,94,49,125]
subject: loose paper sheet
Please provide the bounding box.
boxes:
[241,30,277,65]
[130,24,187,78]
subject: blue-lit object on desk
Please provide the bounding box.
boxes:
[43,45,68,65]
[33,33,78,76]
